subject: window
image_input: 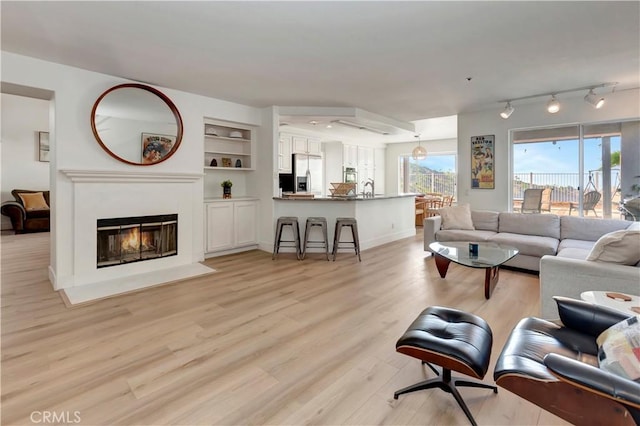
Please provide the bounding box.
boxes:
[400,154,457,196]
[511,122,627,218]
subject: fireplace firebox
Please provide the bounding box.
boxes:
[97,214,177,268]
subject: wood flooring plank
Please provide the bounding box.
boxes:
[1,231,569,425]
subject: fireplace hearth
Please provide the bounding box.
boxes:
[97,214,177,268]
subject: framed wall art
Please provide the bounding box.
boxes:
[141,133,177,165]
[471,135,494,189]
[38,131,50,162]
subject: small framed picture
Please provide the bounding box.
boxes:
[222,157,232,167]
[141,133,177,165]
[38,131,50,162]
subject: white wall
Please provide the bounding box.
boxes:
[457,88,640,211]
[1,93,50,230]
[384,138,458,194]
[1,51,262,290]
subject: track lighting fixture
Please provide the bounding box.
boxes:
[500,102,514,119]
[411,135,427,160]
[584,89,605,109]
[497,82,617,119]
[546,95,560,113]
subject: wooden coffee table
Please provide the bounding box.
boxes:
[428,241,519,299]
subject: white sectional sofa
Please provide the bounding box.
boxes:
[423,210,640,319]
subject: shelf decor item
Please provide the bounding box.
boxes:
[222,157,232,167]
[235,159,242,168]
[221,180,233,199]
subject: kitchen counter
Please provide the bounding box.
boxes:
[273,194,416,253]
[273,193,418,201]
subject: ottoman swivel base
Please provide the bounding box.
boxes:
[394,306,497,426]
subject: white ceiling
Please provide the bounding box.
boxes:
[2,1,639,143]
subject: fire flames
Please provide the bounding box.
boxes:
[121,228,155,253]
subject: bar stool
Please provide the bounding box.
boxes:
[302,217,330,261]
[272,216,301,260]
[332,217,361,261]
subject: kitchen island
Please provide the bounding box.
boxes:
[273,194,417,252]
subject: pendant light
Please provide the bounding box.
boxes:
[411,134,427,160]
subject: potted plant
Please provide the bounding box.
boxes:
[221,180,233,199]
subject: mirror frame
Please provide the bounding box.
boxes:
[90,83,184,166]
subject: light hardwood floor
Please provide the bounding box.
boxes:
[1,232,568,425]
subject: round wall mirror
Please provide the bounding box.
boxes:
[91,83,183,166]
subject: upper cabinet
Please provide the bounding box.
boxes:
[279,133,292,173]
[291,135,322,155]
[343,144,358,168]
[204,120,255,170]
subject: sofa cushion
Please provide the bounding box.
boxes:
[558,239,596,252]
[586,229,640,265]
[471,210,499,232]
[17,192,49,211]
[490,232,559,257]
[438,204,474,230]
[561,216,631,241]
[499,212,560,239]
[436,229,497,242]
[556,247,592,260]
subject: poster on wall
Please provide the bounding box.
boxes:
[471,135,494,189]
[141,133,176,165]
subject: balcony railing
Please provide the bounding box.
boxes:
[410,172,456,196]
[513,171,619,202]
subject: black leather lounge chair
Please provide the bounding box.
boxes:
[494,296,640,426]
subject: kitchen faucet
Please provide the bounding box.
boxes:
[362,179,375,198]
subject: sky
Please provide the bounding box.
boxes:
[411,136,621,175]
[413,154,456,172]
[513,137,621,174]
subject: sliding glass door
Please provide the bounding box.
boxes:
[511,122,625,219]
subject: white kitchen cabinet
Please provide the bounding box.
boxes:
[291,134,322,155]
[279,134,292,173]
[358,146,375,183]
[205,200,258,255]
[343,144,358,168]
[374,147,386,194]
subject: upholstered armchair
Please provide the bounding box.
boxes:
[494,296,640,425]
[1,189,50,234]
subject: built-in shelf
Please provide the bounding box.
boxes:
[204,121,254,170]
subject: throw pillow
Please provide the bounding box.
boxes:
[586,229,640,265]
[596,316,640,382]
[18,192,49,211]
[438,204,475,230]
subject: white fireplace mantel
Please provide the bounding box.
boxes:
[61,169,203,183]
[55,168,207,303]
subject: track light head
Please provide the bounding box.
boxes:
[547,95,560,113]
[584,89,605,109]
[500,102,514,119]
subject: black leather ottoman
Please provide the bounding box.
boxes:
[394,306,497,426]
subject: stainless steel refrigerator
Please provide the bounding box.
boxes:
[293,154,323,196]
